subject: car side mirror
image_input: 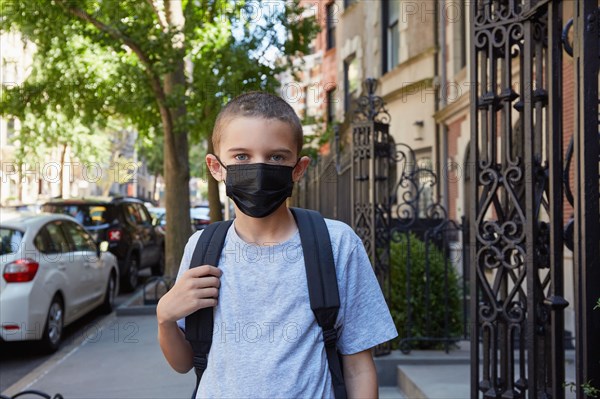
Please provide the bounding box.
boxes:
[97,241,109,258]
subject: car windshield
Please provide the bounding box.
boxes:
[44,204,109,227]
[0,228,24,255]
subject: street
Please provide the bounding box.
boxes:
[0,287,142,392]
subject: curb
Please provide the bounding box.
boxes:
[115,305,157,316]
[397,366,428,399]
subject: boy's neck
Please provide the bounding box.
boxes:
[232,205,297,245]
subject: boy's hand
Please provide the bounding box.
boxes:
[157,265,222,324]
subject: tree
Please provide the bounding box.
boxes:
[1,0,318,277]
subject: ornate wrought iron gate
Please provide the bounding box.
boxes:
[469,1,599,398]
[351,78,393,355]
[350,79,467,355]
[295,78,468,356]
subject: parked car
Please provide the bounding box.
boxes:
[190,205,211,231]
[0,213,119,352]
[147,207,166,234]
[3,203,43,214]
[42,197,164,292]
[147,206,211,232]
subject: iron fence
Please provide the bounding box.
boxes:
[292,152,352,226]
[294,79,470,356]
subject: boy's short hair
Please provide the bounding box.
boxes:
[212,91,304,155]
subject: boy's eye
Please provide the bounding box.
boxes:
[270,154,284,162]
[234,154,249,161]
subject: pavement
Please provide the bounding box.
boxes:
[0,289,578,399]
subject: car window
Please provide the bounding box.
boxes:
[33,230,49,253]
[43,204,108,227]
[0,228,23,255]
[88,206,108,225]
[125,204,143,225]
[62,221,97,252]
[44,222,71,254]
[135,204,151,225]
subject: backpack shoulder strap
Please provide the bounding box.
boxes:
[184,220,233,399]
[290,207,347,399]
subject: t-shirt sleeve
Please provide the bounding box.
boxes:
[336,240,398,355]
[175,230,203,331]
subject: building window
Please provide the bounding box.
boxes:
[326,3,336,50]
[344,56,359,113]
[453,0,467,73]
[2,59,18,84]
[382,1,400,74]
[6,118,15,143]
[327,89,336,123]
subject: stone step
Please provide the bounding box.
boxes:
[397,363,469,399]
[378,386,407,399]
[392,353,578,399]
[374,345,469,387]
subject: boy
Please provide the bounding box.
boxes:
[157,91,398,398]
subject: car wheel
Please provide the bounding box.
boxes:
[151,248,165,276]
[100,273,117,314]
[122,256,139,292]
[41,296,63,353]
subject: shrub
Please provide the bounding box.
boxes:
[388,231,463,351]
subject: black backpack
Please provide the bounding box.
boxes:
[184,207,347,399]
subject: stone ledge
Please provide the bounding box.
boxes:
[115,277,172,316]
[375,347,470,386]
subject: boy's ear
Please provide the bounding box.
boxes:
[206,154,224,181]
[292,156,311,182]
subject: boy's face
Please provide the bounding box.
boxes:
[206,117,310,183]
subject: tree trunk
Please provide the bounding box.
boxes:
[17,161,23,203]
[161,95,191,277]
[60,143,67,198]
[162,0,192,278]
[152,173,158,204]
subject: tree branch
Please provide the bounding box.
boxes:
[55,1,168,108]
[165,0,185,46]
[55,0,175,143]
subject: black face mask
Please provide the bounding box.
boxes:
[216,157,297,218]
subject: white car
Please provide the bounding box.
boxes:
[0,213,119,352]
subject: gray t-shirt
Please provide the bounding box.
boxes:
[176,218,398,398]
